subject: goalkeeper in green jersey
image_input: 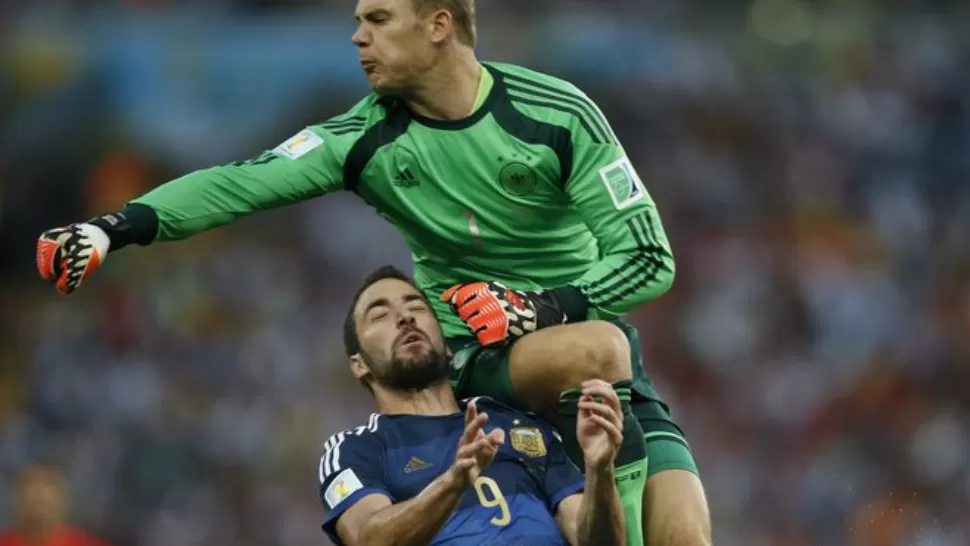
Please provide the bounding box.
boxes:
[36,1,711,544]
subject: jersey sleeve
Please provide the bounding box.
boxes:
[126,96,384,243]
[540,427,585,513]
[318,428,392,545]
[562,97,675,320]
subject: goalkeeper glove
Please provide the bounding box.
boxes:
[36,213,132,294]
[442,281,570,346]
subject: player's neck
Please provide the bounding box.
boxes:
[376,381,460,416]
[404,48,481,120]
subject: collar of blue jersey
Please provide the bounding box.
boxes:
[457,396,539,418]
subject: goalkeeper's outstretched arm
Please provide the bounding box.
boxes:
[36,128,341,294]
[123,137,344,246]
[36,97,383,294]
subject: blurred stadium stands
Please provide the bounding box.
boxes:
[1,1,969,545]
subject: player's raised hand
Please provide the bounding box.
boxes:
[36,222,111,295]
[448,400,505,488]
[36,211,140,294]
[441,281,566,346]
[577,380,624,473]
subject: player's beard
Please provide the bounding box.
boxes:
[364,344,449,392]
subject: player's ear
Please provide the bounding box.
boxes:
[428,9,453,45]
[349,354,370,381]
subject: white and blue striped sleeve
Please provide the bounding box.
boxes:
[318,414,391,542]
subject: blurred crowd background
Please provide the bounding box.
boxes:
[2,1,969,545]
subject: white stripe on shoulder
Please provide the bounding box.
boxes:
[330,432,347,474]
[318,415,381,483]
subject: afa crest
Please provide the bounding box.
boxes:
[510,426,547,457]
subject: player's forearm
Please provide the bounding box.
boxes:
[105,155,329,250]
[577,466,625,546]
[126,165,291,244]
[552,250,673,322]
[124,168,249,244]
[356,472,465,546]
[572,235,675,318]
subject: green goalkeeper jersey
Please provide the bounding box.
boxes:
[126,62,675,338]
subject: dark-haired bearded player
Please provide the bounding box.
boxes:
[318,265,626,546]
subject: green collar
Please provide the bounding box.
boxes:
[471,63,494,114]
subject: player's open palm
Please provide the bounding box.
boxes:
[450,401,505,488]
[577,380,624,471]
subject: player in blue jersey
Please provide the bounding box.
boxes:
[317,266,627,546]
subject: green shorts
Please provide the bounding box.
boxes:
[447,319,698,478]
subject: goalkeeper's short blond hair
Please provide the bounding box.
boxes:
[413,0,476,47]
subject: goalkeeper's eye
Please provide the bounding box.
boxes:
[361,9,390,24]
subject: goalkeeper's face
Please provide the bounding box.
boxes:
[353,0,440,95]
[352,278,449,391]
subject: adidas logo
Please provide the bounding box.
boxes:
[392,168,420,188]
[404,456,433,473]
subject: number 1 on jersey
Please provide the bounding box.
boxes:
[473,476,511,526]
[463,209,483,249]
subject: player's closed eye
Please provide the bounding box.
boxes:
[368,309,390,321]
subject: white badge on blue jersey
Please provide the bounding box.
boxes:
[324,468,364,509]
[274,129,323,160]
[599,156,645,210]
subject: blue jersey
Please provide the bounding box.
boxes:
[317,398,584,546]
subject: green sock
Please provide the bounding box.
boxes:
[615,458,648,546]
[557,380,647,546]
